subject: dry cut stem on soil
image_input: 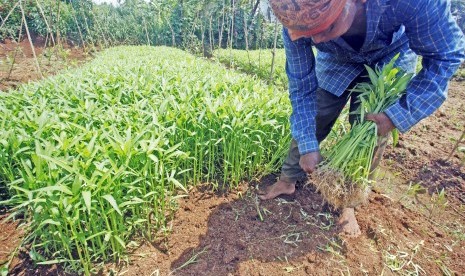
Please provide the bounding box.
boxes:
[310,168,371,209]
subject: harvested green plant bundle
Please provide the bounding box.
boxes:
[312,54,413,209]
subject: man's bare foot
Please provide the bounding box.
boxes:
[258,179,296,200]
[338,207,361,238]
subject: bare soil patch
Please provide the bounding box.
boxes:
[0,214,23,272]
[0,37,90,91]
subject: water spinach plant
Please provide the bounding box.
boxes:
[313,55,413,208]
[0,46,291,274]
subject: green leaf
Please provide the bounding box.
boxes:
[82,191,91,215]
[29,249,46,262]
[37,259,68,265]
[364,65,378,86]
[34,185,73,195]
[377,76,385,98]
[391,129,399,147]
[104,232,111,242]
[85,231,108,241]
[37,154,90,185]
[169,177,187,193]
[102,194,122,216]
[119,197,145,207]
[148,154,159,163]
[39,219,61,227]
[113,235,126,249]
[1,265,8,276]
[72,176,81,195]
[167,170,188,193]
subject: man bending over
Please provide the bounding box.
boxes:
[259,0,465,238]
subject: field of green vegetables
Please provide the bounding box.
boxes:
[0,46,292,274]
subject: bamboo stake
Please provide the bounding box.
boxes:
[143,17,150,46]
[44,32,50,50]
[19,0,43,78]
[4,14,23,80]
[226,0,234,65]
[167,20,175,47]
[270,19,279,82]
[56,0,62,46]
[102,10,116,44]
[218,0,225,49]
[69,2,86,51]
[209,15,213,54]
[247,0,260,33]
[216,16,220,47]
[243,14,251,67]
[190,11,201,51]
[77,1,96,49]
[200,16,205,55]
[6,48,20,79]
[0,0,20,31]
[258,19,263,71]
[35,0,56,47]
[89,9,109,47]
[229,0,235,50]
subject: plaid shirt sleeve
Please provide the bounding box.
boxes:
[283,29,320,155]
[384,0,465,132]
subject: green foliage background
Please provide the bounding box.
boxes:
[0,0,283,52]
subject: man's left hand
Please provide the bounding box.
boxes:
[365,112,395,136]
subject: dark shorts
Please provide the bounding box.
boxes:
[279,74,369,183]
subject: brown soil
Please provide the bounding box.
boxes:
[0,214,23,271]
[0,37,90,91]
[0,43,464,275]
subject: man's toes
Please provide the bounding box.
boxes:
[339,224,361,238]
[348,228,361,238]
[258,191,275,200]
[351,230,360,237]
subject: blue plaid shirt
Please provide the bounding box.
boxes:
[284,0,465,155]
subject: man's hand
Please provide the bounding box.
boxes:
[299,151,323,174]
[365,112,395,136]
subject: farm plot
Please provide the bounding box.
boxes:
[1,46,464,275]
[0,46,292,274]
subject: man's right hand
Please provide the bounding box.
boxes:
[299,151,323,174]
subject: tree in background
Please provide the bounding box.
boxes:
[452,0,465,37]
[3,0,463,53]
[0,0,283,53]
